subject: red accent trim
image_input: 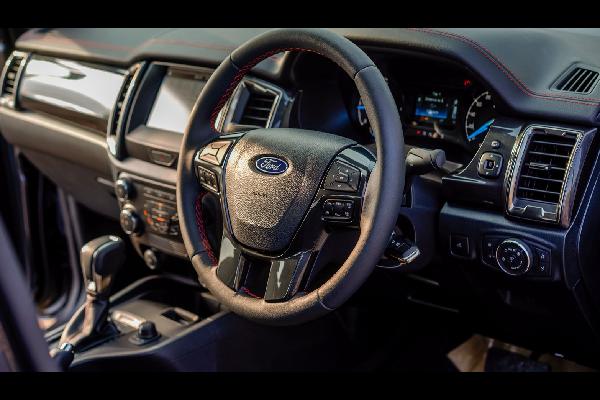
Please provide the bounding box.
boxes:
[194,192,218,266]
[410,28,600,106]
[240,287,261,299]
[209,47,322,131]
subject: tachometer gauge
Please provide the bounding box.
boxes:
[465,91,496,145]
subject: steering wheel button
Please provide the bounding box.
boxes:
[199,140,233,165]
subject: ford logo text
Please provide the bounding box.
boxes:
[255,156,288,175]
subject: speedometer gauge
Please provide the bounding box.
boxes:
[465,91,496,145]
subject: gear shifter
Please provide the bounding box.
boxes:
[59,235,125,353]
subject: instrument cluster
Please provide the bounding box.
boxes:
[349,60,498,153]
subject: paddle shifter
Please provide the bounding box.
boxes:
[58,235,126,353]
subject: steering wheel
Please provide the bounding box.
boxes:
[177,28,404,325]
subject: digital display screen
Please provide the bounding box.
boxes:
[146,69,208,134]
[413,90,458,128]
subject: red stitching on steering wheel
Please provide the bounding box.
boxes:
[194,192,218,266]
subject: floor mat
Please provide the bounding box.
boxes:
[447,335,596,372]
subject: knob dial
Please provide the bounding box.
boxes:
[120,207,141,235]
[115,178,134,200]
[496,239,532,276]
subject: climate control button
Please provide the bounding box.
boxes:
[496,238,533,276]
[120,207,142,235]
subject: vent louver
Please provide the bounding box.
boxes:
[239,87,276,128]
[110,71,135,135]
[515,130,576,205]
[107,63,144,158]
[1,52,28,108]
[556,67,599,94]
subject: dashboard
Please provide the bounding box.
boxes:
[3,28,600,366]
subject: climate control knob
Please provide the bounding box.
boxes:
[120,207,141,235]
[115,177,134,201]
[496,239,532,276]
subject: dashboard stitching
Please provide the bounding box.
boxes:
[209,47,322,131]
[410,28,600,106]
[194,192,218,266]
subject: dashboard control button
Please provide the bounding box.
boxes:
[450,234,470,257]
[115,177,134,200]
[149,149,176,167]
[143,248,159,270]
[199,140,232,166]
[531,247,551,277]
[323,161,360,192]
[482,236,502,268]
[120,207,142,235]
[477,152,503,178]
[496,239,532,276]
[322,198,354,222]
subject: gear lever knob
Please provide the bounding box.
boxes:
[80,235,125,299]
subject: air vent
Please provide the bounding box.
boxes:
[112,74,134,133]
[0,52,28,108]
[516,130,576,204]
[107,63,144,158]
[238,86,276,128]
[556,66,599,94]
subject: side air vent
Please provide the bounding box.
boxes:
[218,78,285,134]
[506,125,595,227]
[238,85,277,128]
[556,66,599,94]
[107,62,145,158]
[0,51,29,108]
[516,131,576,204]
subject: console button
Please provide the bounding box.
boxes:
[496,239,532,276]
[450,234,470,257]
[323,161,360,192]
[115,178,134,200]
[120,207,141,235]
[482,236,502,268]
[477,152,503,178]
[149,149,176,167]
[198,140,232,166]
[531,247,551,277]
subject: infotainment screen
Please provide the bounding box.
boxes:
[146,68,208,134]
[413,90,458,128]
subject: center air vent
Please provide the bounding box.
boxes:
[556,66,599,94]
[506,125,594,227]
[0,51,29,108]
[239,85,277,128]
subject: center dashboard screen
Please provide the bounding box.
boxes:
[146,68,209,134]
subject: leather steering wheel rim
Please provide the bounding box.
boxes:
[177,28,404,325]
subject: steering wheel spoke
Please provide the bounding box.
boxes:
[264,252,313,302]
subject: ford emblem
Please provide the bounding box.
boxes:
[255,156,288,175]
